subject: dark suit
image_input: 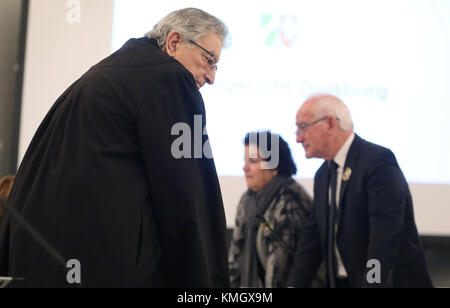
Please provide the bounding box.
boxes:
[289,135,433,288]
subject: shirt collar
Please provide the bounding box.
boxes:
[333,132,355,168]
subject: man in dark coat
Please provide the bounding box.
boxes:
[288,94,433,288]
[0,8,230,288]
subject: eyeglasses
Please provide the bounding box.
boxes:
[296,116,342,136]
[296,116,328,137]
[189,40,218,72]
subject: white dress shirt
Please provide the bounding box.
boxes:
[329,132,355,278]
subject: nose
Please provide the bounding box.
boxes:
[205,69,216,85]
[243,161,249,173]
[296,133,304,144]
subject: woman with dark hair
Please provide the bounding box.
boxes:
[228,131,314,288]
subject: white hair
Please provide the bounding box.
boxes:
[309,94,354,131]
[147,8,229,51]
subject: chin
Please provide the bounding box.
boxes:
[249,187,260,192]
[247,183,258,192]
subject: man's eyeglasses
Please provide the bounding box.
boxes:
[296,116,328,136]
[189,40,218,72]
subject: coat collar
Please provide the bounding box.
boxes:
[315,134,363,227]
[337,134,362,209]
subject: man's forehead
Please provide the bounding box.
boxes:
[296,109,314,124]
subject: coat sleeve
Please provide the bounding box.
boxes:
[363,149,407,288]
[287,200,324,288]
[134,69,229,287]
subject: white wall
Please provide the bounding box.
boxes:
[19,0,114,160]
[18,0,450,236]
[221,177,450,237]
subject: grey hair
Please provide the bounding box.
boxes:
[309,94,354,131]
[147,8,229,51]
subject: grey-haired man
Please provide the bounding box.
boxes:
[0,8,229,288]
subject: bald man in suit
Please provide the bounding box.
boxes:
[288,94,432,288]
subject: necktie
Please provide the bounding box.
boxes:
[328,160,339,288]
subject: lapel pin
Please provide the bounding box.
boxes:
[343,167,352,181]
[261,222,273,233]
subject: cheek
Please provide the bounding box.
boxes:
[249,168,262,181]
[263,170,275,182]
[185,61,198,76]
[250,166,261,176]
[182,57,201,75]
[308,137,321,151]
[307,130,322,146]
[176,53,198,76]
[192,66,206,79]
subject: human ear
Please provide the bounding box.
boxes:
[327,116,337,135]
[165,30,182,57]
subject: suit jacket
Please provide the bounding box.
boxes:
[0,38,229,288]
[288,135,433,288]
